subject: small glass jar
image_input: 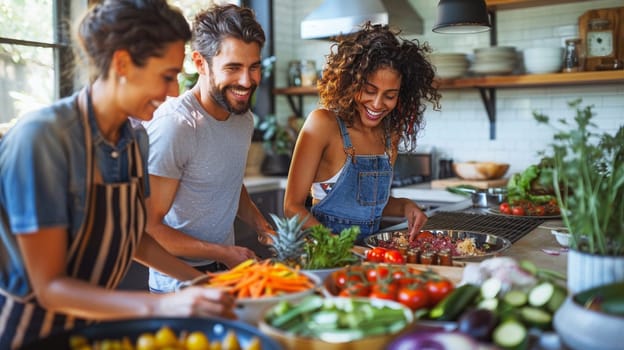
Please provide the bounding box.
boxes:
[438,249,453,266]
[563,38,582,73]
[288,60,301,86]
[300,60,317,87]
[420,251,434,265]
[407,249,420,264]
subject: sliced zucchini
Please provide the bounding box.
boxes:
[504,290,528,307]
[477,298,499,311]
[429,284,481,321]
[528,282,555,307]
[493,320,528,350]
[481,278,502,299]
[520,306,552,330]
[546,285,567,312]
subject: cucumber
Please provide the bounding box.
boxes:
[528,282,555,307]
[503,290,528,307]
[429,284,481,321]
[481,278,502,299]
[519,306,552,330]
[493,320,528,350]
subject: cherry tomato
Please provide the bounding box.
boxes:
[370,283,398,301]
[425,280,454,306]
[397,286,431,311]
[384,249,405,264]
[366,265,390,283]
[499,202,511,214]
[366,247,387,263]
[511,206,526,216]
[339,282,370,297]
[533,205,546,216]
[332,270,348,289]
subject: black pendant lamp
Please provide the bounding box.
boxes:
[433,0,491,34]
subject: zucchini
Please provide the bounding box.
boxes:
[546,285,567,312]
[519,306,552,330]
[477,298,499,311]
[503,290,528,307]
[429,283,481,321]
[493,320,528,350]
[481,278,502,299]
[528,282,556,307]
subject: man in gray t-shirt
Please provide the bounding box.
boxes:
[144,4,275,293]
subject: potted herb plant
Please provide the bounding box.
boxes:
[534,99,624,293]
[258,114,296,176]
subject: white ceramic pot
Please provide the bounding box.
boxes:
[567,249,624,294]
[554,295,624,350]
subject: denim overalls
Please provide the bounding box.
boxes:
[311,117,392,240]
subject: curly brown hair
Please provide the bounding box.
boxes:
[318,22,441,151]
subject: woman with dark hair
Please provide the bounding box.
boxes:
[0,1,234,347]
[284,22,442,242]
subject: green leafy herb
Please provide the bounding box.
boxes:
[303,225,360,270]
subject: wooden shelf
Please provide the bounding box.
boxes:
[436,70,624,89]
[273,86,318,95]
[486,0,587,10]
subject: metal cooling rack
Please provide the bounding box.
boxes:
[423,211,546,244]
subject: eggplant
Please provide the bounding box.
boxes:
[386,330,479,350]
[457,308,498,342]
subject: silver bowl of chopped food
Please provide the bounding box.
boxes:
[364,230,511,261]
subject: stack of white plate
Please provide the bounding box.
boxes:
[471,46,517,75]
[429,53,469,79]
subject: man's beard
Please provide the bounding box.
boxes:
[209,80,256,115]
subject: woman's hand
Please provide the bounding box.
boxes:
[404,202,428,242]
[156,286,236,319]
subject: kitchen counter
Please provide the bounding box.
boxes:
[243,176,567,276]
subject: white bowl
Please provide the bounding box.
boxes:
[551,230,570,247]
[524,48,563,74]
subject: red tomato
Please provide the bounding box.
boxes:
[339,282,370,297]
[499,202,511,214]
[366,265,390,283]
[425,280,455,306]
[332,270,348,289]
[366,247,387,263]
[512,206,526,216]
[534,205,546,216]
[384,250,405,264]
[397,286,431,311]
[370,283,398,301]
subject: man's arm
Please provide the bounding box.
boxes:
[145,174,235,262]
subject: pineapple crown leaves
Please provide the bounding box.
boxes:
[268,213,310,263]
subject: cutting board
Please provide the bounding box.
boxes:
[431,177,509,189]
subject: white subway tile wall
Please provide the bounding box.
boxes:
[273,0,624,174]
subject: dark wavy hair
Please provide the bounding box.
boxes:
[191,4,265,64]
[77,0,191,81]
[318,22,441,151]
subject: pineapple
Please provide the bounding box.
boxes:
[268,214,310,267]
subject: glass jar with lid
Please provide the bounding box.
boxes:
[563,38,582,72]
[300,60,317,87]
[288,60,301,86]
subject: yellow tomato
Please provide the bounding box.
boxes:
[155,326,178,347]
[246,337,262,350]
[185,331,210,350]
[221,330,240,350]
[136,333,157,350]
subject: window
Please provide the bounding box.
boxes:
[0,0,240,128]
[0,0,80,125]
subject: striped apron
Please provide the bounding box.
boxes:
[0,89,146,349]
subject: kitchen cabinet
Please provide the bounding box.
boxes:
[234,188,284,259]
[275,0,624,138]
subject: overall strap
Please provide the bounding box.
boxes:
[336,117,355,162]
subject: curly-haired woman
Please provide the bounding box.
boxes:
[284,22,441,242]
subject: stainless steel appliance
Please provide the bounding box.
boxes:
[392,147,437,188]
